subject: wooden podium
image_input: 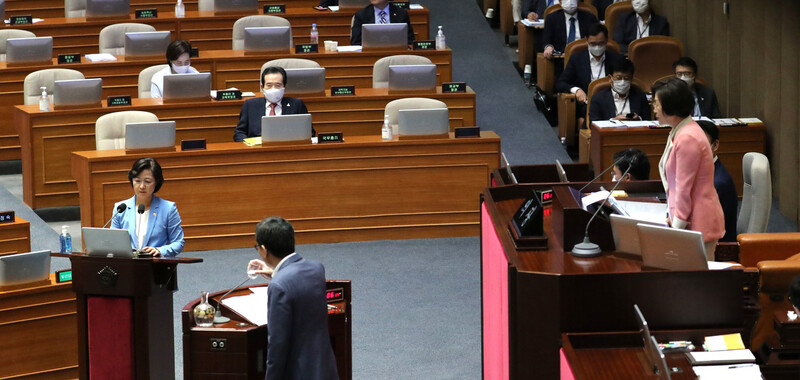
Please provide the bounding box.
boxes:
[52,253,202,379]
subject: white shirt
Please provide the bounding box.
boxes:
[563,10,580,43]
[658,116,693,192]
[636,13,651,39]
[570,53,605,94]
[150,65,200,98]
[373,4,391,24]
[265,100,283,116]
[135,209,150,249]
[612,90,631,116]
[273,252,297,275]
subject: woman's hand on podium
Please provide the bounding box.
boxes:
[141,246,161,256]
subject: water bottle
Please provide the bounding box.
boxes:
[310,23,319,45]
[39,87,50,112]
[435,25,446,50]
[381,115,392,140]
[523,64,532,87]
[175,0,185,17]
[60,225,72,254]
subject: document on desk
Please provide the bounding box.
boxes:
[221,289,269,326]
[621,120,659,127]
[687,349,755,365]
[692,363,762,379]
[85,53,118,62]
[593,120,621,128]
[520,19,544,27]
[337,45,362,52]
[615,200,667,224]
[738,117,763,124]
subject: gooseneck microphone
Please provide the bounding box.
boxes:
[578,155,626,192]
[136,204,145,253]
[213,276,252,324]
[102,203,128,228]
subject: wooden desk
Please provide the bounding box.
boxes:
[0,216,31,256]
[14,9,429,55]
[72,133,500,251]
[516,21,542,71]
[0,274,78,379]
[16,88,474,209]
[0,47,452,162]
[6,0,322,18]
[590,122,767,197]
[481,184,745,380]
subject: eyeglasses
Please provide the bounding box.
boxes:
[675,71,695,78]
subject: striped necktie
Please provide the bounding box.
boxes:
[378,10,387,24]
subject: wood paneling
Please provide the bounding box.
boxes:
[0,217,30,256]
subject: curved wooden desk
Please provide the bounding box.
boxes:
[5,0,322,18]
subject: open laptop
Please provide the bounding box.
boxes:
[53,78,103,108]
[362,23,408,50]
[124,31,172,58]
[398,108,448,136]
[388,64,437,92]
[0,250,50,287]
[610,214,667,256]
[6,37,53,66]
[634,304,672,380]
[260,114,313,142]
[214,0,258,14]
[82,227,134,258]
[243,27,292,53]
[285,68,325,95]
[163,72,212,101]
[125,121,176,150]
[637,223,708,270]
[86,0,130,19]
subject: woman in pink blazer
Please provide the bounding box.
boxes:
[653,78,725,259]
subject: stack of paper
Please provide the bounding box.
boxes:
[85,53,117,62]
[242,137,262,146]
[687,349,755,365]
[705,333,746,351]
[520,19,544,27]
[692,363,762,379]
[221,287,269,326]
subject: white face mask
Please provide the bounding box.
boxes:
[263,87,285,104]
[172,64,191,74]
[612,79,631,95]
[561,0,578,14]
[632,0,649,14]
[588,44,606,57]
[678,74,695,88]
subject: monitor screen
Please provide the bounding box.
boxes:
[163,72,212,101]
[387,64,437,92]
[6,37,53,65]
[124,31,172,58]
[53,78,103,107]
[260,114,313,142]
[284,67,325,95]
[398,108,449,136]
[125,121,176,150]
[243,27,292,53]
[0,250,50,287]
[214,0,258,14]
[362,23,408,50]
[86,0,130,18]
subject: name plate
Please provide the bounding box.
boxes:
[454,126,480,138]
[0,210,14,224]
[216,90,242,100]
[264,4,285,13]
[56,270,73,283]
[10,15,33,25]
[181,139,207,151]
[512,190,544,237]
[413,40,435,50]
[107,95,132,107]
[295,43,319,53]
[135,8,158,19]
[442,82,467,93]
[58,53,81,64]
[318,132,343,143]
[392,1,410,9]
[331,85,355,96]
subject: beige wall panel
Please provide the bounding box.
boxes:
[778,0,800,220]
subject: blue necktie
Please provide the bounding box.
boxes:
[567,17,576,43]
[547,0,554,6]
[379,10,387,24]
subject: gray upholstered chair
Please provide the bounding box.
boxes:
[232,15,292,50]
[95,111,159,150]
[372,55,433,88]
[0,29,36,61]
[198,0,213,11]
[138,64,169,98]
[261,58,321,73]
[65,0,87,17]
[99,23,157,55]
[23,69,85,105]
[738,152,772,235]
[383,97,447,131]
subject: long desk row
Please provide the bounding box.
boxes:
[16,87,475,209]
[10,9,430,56]
[0,47,453,161]
[72,133,501,251]
[7,0,321,18]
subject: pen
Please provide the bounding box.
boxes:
[727,364,752,369]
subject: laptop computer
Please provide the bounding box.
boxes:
[610,214,667,256]
[163,72,212,101]
[125,121,176,150]
[260,114,313,142]
[637,223,709,270]
[0,250,50,287]
[124,31,172,58]
[6,37,53,66]
[362,23,408,50]
[53,78,103,108]
[214,0,258,14]
[243,27,292,53]
[398,108,449,136]
[82,227,134,258]
[285,67,325,95]
[86,0,130,19]
[555,160,568,182]
[388,64,437,92]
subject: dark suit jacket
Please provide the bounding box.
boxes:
[592,0,613,20]
[521,0,547,19]
[318,0,337,7]
[612,11,670,52]
[542,9,598,53]
[714,159,738,242]
[695,83,722,119]
[588,86,651,122]
[350,4,414,45]
[233,97,312,142]
[555,49,623,93]
[266,254,338,380]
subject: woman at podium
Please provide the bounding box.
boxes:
[111,158,185,256]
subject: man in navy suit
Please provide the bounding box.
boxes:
[589,59,650,123]
[697,121,738,242]
[542,0,598,59]
[612,0,670,52]
[233,66,312,142]
[592,0,613,20]
[248,216,339,380]
[350,0,414,45]
[521,0,547,21]
[673,57,722,119]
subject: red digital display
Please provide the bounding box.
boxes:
[326,288,344,303]
[542,192,552,200]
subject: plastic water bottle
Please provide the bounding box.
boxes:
[39,87,49,112]
[523,64,532,87]
[435,25,446,50]
[60,225,72,254]
[175,0,185,17]
[381,115,392,140]
[310,23,319,45]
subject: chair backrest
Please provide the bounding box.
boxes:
[23,69,85,105]
[198,0,213,11]
[544,2,598,18]
[138,64,169,98]
[653,74,708,89]
[232,15,291,50]
[65,0,87,17]
[384,97,447,129]
[563,39,620,66]
[95,111,159,150]
[99,23,157,55]
[738,152,772,235]
[628,36,683,92]
[605,1,633,38]
[0,29,37,61]
[372,55,433,88]
[261,58,321,75]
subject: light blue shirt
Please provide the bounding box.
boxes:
[373,4,391,24]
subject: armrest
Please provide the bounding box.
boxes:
[536,53,554,95]
[758,260,800,294]
[557,93,576,146]
[738,233,800,267]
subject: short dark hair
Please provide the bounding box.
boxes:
[697,120,719,143]
[672,56,698,74]
[611,59,635,76]
[586,23,608,39]
[166,40,192,65]
[260,66,287,86]
[613,148,650,180]
[128,158,164,193]
[652,77,695,118]
[255,216,295,258]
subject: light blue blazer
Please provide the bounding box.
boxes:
[110,195,185,257]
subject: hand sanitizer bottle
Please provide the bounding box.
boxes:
[39,87,50,112]
[175,0,185,18]
[310,23,319,44]
[381,115,392,140]
[60,225,72,254]
[435,26,446,50]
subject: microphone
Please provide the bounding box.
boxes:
[213,276,252,324]
[571,160,635,257]
[136,204,145,254]
[102,203,128,228]
[578,155,626,192]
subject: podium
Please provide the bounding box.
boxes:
[53,252,202,379]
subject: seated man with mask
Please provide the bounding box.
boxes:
[612,148,650,181]
[589,59,650,123]
[613,0,670,52]
[233,66,313,142]
[673,56,722,118]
